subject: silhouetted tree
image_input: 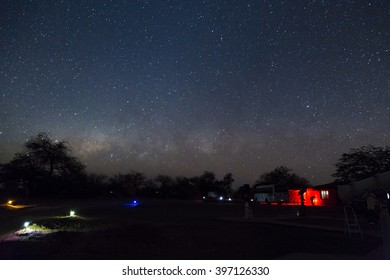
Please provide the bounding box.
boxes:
[237,184,251,201]
[87,173,108,186]
[109,171,145,197]
[1,132,85,196]
[333,145,390,183]
[137,179,158,197]
[85,173,108,196]
[255,166,309,207]
[255,166,309,189]
[218,172,234,196]
[198,171,217,196]
[126,171,146,196]
[175,176,196,199]
[108,174,126,196]
[155,174,175,198]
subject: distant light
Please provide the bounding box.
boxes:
[228,198,232,201]
[23,222,30,228]
[250,198,254,202]
[219,196,223,201]
[69,210,76,217]
[7,200,13,205]
[387,193,390,200]
[124,200,140,207]
[202,196,206,200]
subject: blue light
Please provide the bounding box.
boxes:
[123,200,140,207]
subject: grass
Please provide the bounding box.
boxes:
[35,216,96,232]
[0,199,383,259]
[0,215,103,243]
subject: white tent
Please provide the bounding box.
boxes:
[337,171,390,203]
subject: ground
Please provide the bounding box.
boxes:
[0,198,382,259]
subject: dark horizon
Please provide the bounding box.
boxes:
[1,1,389,186]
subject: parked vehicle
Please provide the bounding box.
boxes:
[253,184,289,204]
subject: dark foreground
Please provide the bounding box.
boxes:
[0,198,382,259]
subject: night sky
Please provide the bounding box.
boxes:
[1,0,389,186]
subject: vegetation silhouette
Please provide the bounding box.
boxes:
[2,133,388,201]
[254,166,310,214]
[0,132,86,197]
[0,133,236,200]
[255,166,309,189]
[333,145,390,183]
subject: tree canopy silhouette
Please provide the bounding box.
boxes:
[333,145,390,183]
[255,166,309,209]
[255,166,309,189]
[219,172,234,196]
[0,132,85,196]
[109,171,146,197]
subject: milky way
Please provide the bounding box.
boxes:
[1,1,389,186]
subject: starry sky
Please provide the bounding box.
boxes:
[1,0,389,186]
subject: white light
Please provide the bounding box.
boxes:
[202,196,206,199]
[228,198,232,201]
[387,193,390,200]
[23,222,30,228]
[219,196,223,200]
[69,210,75,217]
